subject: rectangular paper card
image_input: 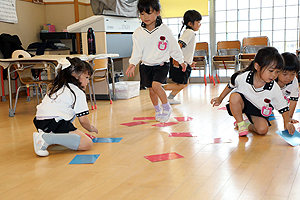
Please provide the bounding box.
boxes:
[69,154,100,165]
[92,138,122,143]
[133,117,156,120]
[85,133,97,139]
[120,121,148,127]
[144,152,184,162]
[217,107,227,110]
[276,130,300,147]
[202,137,232,144]
[152,122,178,127]
[169,132,195,137]
[174,117,193,122]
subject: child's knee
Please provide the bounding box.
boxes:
[255,125,268,135]
[79,138,93,150]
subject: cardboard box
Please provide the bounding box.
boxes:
[109,81,140,99]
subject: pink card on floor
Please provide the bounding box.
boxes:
[120,121,148,127]
[152,122,178,127]
[133,117,156,120]
[217,107,227,110]
[169,132,196,137]
[144,152,184,162]
[174,117,193,122]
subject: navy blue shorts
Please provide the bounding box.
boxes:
[33,117,77,133]
[226,93,271,126]
[139,62,170,88]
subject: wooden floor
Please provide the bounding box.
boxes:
[1,83,300,200]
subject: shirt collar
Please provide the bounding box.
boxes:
[246,71,274,90]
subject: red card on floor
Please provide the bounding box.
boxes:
[217,107,227,110]
[133,117,156,120]
[174,117,193,122]
[144,152,184,162]
[152,122,178,127]
[85,133,96,139]
[203,137,232,144]
[120,121,148,127]
[169,132,195,137]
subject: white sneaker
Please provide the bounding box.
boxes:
[159,107,173,123]
[33,129,49,157]
[155,111,161,122]
[168,98,181,105]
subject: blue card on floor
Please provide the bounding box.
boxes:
[276,130,300,146]
[69,154,100,164]
[92,137,122,143]
[295,109,300,113]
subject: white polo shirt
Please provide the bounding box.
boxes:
[178,28,196,65]
[129,24,184,66]
[228,71,289,114]
[278,77,299,102]
[36,83,89,121]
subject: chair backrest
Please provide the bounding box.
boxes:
[194,42,209,57]
[242,36,269,53]
[217,40,241,56]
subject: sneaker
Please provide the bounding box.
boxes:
[234,119,251,128]
[168,98,181,105]
[155,111,161,122]
[33,129,49,157]
[159,106,173,123]
[237,121,249,137]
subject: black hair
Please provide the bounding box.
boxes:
[178,10,202,39]
[138,0,160,14]
[48,57,93,107]
[231,46,284,85]
[138,0,162,27]
[281,52,300,72]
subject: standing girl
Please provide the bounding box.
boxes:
[126,0,186,123]
[164,10,202,105]
[211,47,295,136]
[33,57,98,157]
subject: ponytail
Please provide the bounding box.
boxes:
[178,22,185,39]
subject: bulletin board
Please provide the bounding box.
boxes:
[0,0,18,23]
[160,0,208,18]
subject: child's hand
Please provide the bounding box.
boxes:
[126,64,136,77]
[180,62,187,72]
[284,122,295,135]
[90,125,98,134]
[191,61,197,69]
[211,97,222,107]
[173,59,179,67]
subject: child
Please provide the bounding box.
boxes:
[276,52,300,123]
[33,57,98,157]
[211,47,295,136]
[126,0,187,122]
[163,10,202,105]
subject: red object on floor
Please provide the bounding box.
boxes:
[144,152,184,162]
[85,133,96,139]
[120,121,148,127]
[174,117,193,122]
[152,122,178,127]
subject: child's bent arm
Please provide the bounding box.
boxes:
[281,111,295,135]
[289,100,297,118]
[211,86,233,107]
[78,115,98,134]
[126,64,136,77]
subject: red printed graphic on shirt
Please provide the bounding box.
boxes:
[158,36,167,51]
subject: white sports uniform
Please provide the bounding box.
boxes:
[178,28,196,65]
[228,71,289,114]
[36,83,89,121]
[129,23,184,66]
[278,77,299,103]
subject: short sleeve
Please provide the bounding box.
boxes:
[74,90,89,117]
